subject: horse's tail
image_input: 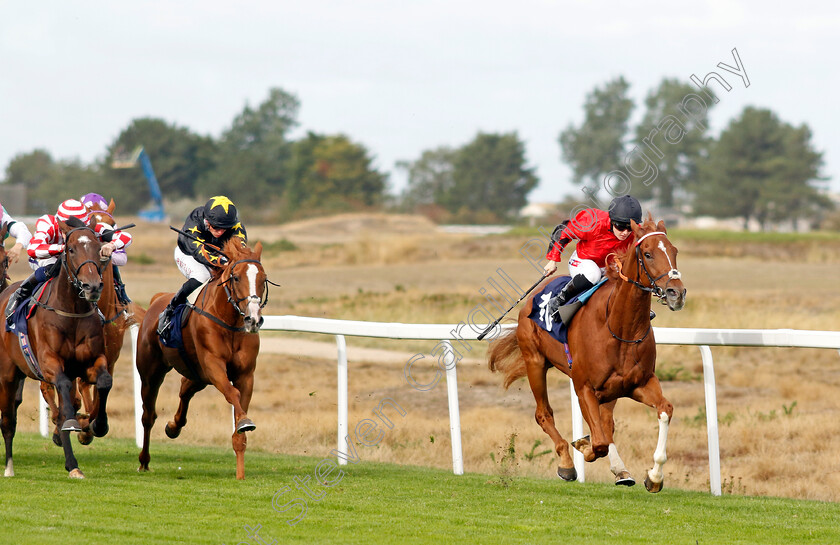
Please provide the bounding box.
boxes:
[487,327,526,390]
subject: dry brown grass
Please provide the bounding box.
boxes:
[9,214,840,502]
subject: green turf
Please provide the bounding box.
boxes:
[0,433,838,544]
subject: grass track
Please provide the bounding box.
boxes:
[1,434,838,544]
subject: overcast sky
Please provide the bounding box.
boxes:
[2,1,839,205]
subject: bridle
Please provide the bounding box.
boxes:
[606,231,682,344]
[190,258,279,332]
[35,225,108,319]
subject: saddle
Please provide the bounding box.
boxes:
[158,281,206,349]
[527,276,606,344]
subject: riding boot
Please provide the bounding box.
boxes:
[157,278,203,336]
[112,264,131,305]
[5,261,61,326]
[546,274,595,319]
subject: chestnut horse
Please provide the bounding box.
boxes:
[488,217,686,492]
[39,199,145,445]
[136,238,268,479]
[0,218,112,478]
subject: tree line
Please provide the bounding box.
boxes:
[1,81,834,228]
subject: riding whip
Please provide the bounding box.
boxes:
[169,225,230,261]
[477,272,548,341]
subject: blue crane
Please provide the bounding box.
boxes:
[111,146,166,222]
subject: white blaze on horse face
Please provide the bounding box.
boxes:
[246,264,261,320]
[78,235,92,245]
[657,240,681,280]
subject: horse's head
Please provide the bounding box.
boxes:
[0,224,9,289]
[630,217,686,312]
[219,239,268,333]
[59,217,105,303]
[84,198,117,227]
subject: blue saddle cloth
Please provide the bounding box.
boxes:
[527,276,606,344]
[5,280,51,335]
[159,304,188,349]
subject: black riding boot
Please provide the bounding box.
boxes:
[5,261,62,326]
[112,265,131,305]
[157,278,203,336]
[546,274,595,319]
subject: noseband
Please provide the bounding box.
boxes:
[613,231,681,302]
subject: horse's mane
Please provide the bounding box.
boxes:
[604,213,660,282]
[208,238,255,280]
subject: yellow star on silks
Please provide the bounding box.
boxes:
[208,195,234,213]
[188,226,201,235]
[207,254,220,263]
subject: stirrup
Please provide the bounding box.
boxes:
[649,310,656,320]
[157,309,172,335]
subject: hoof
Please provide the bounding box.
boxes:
[68,468,85,479]
[571,435,590,451]
[644,475,663,493]
[615,471,635,487]
[235,418,256,434]
[77,431,94,445]
[137,466,149,473]
[61,419,82,432]
[91,418,109,438]
[164,422,181,439]
[52,432,63,447]
[556,466,577,482]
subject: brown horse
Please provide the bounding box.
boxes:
[136,238,268,479]
[488,217,686,492]
[39,199,146,445]
[0,218,112,478]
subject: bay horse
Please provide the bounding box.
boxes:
[39,198,146,445]
[0,218,112,478]
[136,238,268,480]
[0,223,10,293]
[488,217,686,492]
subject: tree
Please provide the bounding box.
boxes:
[447,132,538,221]
[633,78,715,208]
[286,132,387,214]
[396,147,456,210]
[3,150,103,214]
[559,77,634,194]
[694,107,831,230]
[104,117,216,212]
[196,88,300,208]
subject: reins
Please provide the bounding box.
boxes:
[604,230,681,344]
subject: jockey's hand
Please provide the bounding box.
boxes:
[100,242,116,260]
[7,242,23,264]
[543,260,558,276]
[217,254,229,267]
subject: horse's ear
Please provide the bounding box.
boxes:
[656,219,667,233]
[630,219,643,237]
[107,198,116,214]
[0,223,8,241]
[253,241,263,260]
[58,219,70,235]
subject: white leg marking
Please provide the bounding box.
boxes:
[608,443,627,476]
[647,411,670,484]
[4,459,14,477]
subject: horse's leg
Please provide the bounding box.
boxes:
[1,378,23,477]
[53,372,83,478]
[88,356,112,438]
[75,379,95,445]
[597,400,635,486]
[631,375,674,493]
[523,352,576,481]
[138,359,170,472]
[203,359,254,434]
[39,382,64,446]
[231,373,255,480]
[165,377,207,439]
[572,383,610,461]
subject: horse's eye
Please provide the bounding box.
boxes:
[644,252,652,259]
[232,275,239,282]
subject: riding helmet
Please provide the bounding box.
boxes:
[203,196,239,229]
[608,195,642,226]
[56,199,90,223]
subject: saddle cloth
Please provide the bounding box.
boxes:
[527,276,606,344]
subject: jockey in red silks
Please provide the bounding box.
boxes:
[157,195,247,335]
[5,199,133,324]
[543,194,651,319]
[80,192,133,304]
[0,202,34,265]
